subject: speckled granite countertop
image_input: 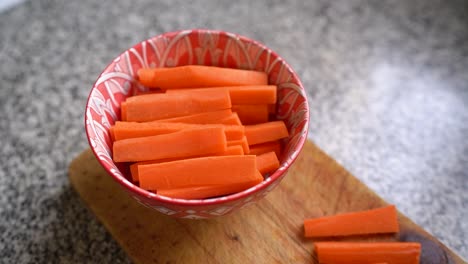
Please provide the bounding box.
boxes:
[0,0,467,262]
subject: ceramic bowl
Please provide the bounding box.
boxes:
[85,29,309,219]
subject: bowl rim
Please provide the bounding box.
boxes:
[85,29,310,207]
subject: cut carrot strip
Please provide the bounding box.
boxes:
[157,173,262,199]
[244,121,289,145]
[130,163,140,182]
[232,104,269,125]
[221,113,242,125]
[113,121,186,140]
[221,145,244,156]
[109,126,116,142]
[138,155,258,190]
[120,102,127,121]
[227,136,250,154]
[304,205,399,238]
[124,89,231,122]
[256,151,280,175]
[112,122,244,141]
[129,145,244,182]
[138,66,268,89]
[224,125,245,141]
[166,85,277,105]
[156,109,232,124]
[113,127,226,162]
[249,141,281,157]
[314,242,421,264]
[229,86,276,105]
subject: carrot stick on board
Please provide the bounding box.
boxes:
[129,145,244,182]
[156,109,232,124]
[304,205,399,237]
[112,122,244,141]
[124,89,231,122]
[244,121,289,145]
[113,127,226,162]
[256,151,280,175]
[138,65,268,89]
[166,85,277,105]
[314,242,421,264]
[221,113,242,125]
[231,104,269,125]
[157,171,263,199]
[138,155,258,190]
[249,141,281,157]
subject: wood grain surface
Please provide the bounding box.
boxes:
[68,140,466,264]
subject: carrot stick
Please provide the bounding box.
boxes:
[124,89,231,122]
[129,145,244,182]
[112,122,244,141]
[304,205,399,238]
[314,242,421,264]
[109,126,116,142]
[227,136,250,154]
[138,65,268,89]
[223,125,245,140]
[156,109,232,124]
[249,141,281,157]
[221,113,242,125]
[166,85,277,105]
[120,102,127,121]
[112,121,185,140]
[232,104,269,125]
[256,151,280,175]
[113,127,226,162]
[157,173,263,199]
[138,155,258,190]
[221,145,244,156]
[244,121,289,145]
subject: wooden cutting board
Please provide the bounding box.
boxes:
[69,140,466,264]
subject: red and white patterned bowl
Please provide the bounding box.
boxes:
[85,29,309,219]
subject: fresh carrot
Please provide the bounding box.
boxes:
[244,121,289,145]
[124,89,231,122]
[231,104,269,125]
[109,126,116,142]
[304,205,399,237]
[129,145,244,182]
[157,172,263,199]
[156,109,232,124]
[138,65,268,89]
[249,141,281,157]
[138,155,258,190]
[221,113,242,125]
[120,102,127,121]
[222,145,244,156]
[113,127,226,162]
[166,85,277,105]
[314,242,421,264]
[227,136,250,154]
[112,122,244,141]
[256,151,280,175]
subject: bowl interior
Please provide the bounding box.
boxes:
[85,29,309,207]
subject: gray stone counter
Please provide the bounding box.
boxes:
[0,0,466,262]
